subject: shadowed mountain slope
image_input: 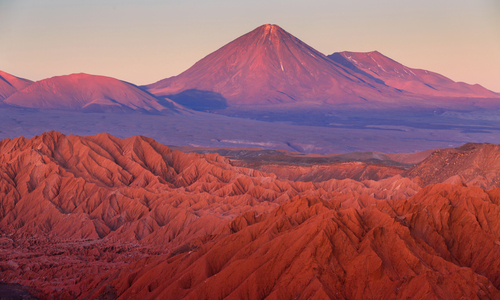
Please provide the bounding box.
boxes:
[0,70,33,102]
[4,73,185,113]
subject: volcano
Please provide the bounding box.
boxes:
[146,24,499,112]
[146,24,406,109]
[0,70,33,102]
[4,73,185,114]
[328,51,499,98]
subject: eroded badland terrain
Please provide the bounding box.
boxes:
[1,132,500,299]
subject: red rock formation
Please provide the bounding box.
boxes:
[1,132,500,299]
[0,70,33,102]
[329,51,500,99]
[84,184,500,300]
[4,73,184,113]
[404,142,500,189]
[0,131,416,241]
[238,162,404,182]
[386,149,435,165]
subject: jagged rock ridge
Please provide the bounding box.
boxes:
[1,132,500,299]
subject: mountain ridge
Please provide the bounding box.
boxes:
[2,132,500,299]
[328,51,500,98]
[2,24,498,114]
[0,70,33,102]
[146,24,499,112]
[146,24,408,108]
[3,73,188,114]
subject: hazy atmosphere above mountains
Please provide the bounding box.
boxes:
[1,0,499,92]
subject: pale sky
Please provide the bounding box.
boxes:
[1,0,499,92]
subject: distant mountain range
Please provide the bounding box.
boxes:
[146,24,499,112]
[1,24,498,114]
[146,24,404,108]
[2,73,190,114]
[0,70,33,102]
[328,51,498,99]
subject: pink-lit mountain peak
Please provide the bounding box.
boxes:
[189,24,328,78]
[247,24,311,53]
[147,24,398,106]
[255,23,286,43]
[0,70,33,90]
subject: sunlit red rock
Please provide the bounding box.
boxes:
[85,184,500,300]
[1,132,500,299]
[238,162,404,182]
[404,142,500,189]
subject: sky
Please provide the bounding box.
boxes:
[1,0,499,92]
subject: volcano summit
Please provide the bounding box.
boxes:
[147,24,499,113]
[146,24,404,108]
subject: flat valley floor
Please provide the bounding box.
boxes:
[1,107,500,154]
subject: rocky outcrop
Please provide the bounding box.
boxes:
[85,184,500,300]
[404,142,500,189]
[1,132,499,299]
